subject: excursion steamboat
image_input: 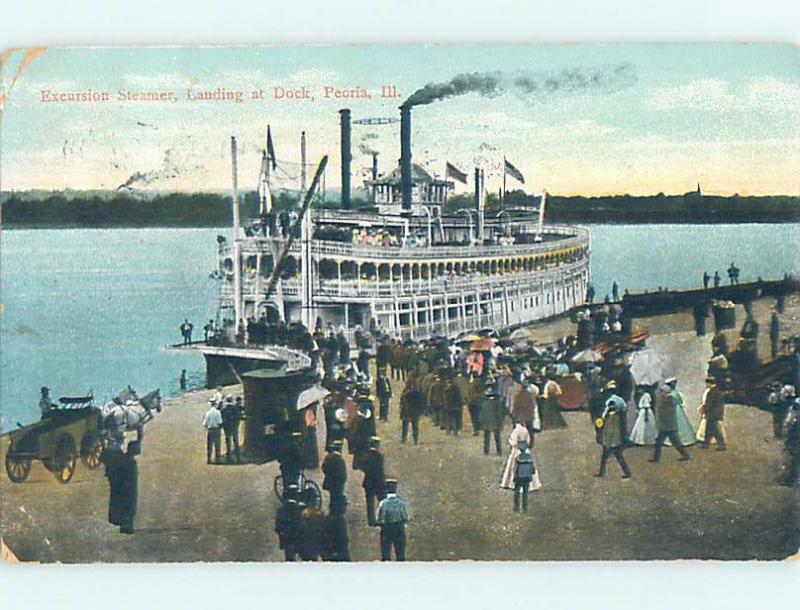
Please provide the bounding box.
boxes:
[186,105,591,383]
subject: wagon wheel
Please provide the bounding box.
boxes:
[80,432,104,469]
[52,434,77,484]
[301,480,322,509]
[273,475,285,502]
[5,453,32,483]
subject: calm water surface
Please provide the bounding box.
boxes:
[1,224,797,430]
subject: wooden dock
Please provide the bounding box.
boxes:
[577,277,799,318]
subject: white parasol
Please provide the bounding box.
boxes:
[628,348,665,386]
[296,385,331,411]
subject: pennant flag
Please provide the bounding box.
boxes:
[446,161,468,184]
[504,157,525,184]
[267,125,277,170]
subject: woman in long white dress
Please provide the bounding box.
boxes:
[500,422,542,491]
[630,388,658,446]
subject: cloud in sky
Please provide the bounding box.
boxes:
[646,76,800,116]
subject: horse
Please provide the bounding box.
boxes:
[102,388,161,446]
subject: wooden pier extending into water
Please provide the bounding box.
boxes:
[578,277,799,318]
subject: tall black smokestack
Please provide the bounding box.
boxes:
[339,108,352,210]
[400,105,412,213]
[371,152,379,203]
[474,167,481,209]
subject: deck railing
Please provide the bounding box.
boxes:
[231,258,589,300]
[233,224,589,261]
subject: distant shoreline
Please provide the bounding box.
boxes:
[3,218,799,230]
[6,218,800,231]
[2,190,798,228]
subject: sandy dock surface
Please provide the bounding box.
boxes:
[2,295,799,562]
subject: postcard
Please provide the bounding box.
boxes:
[0,44,798,563]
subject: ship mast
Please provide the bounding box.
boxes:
[258,151,273,217]
[535,190,547,242]
[300,131,313,330]
[230,137,244,334]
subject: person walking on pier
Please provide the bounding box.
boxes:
[443,375,464,435]
[454,371,472,432]
[466,375,485,436]
[428,370,447,429]
[540,371,567,430]
[480,382,506,456]
[770,311,780,360]
[221,395,244,464]
[596,393,632,479]
[361,436,386,527]
[703,271,711,289]
[322,495,351,561]
[768,384,794,440]
[586,284,596,304]
[179,318,194,345]
[203,319,214,342]
[700,377,727,451]
[780,400,800,487]
[202,398,223,464]
[693,301,709,336]
[612,280,620,303]
[512,440,536,512]
[713,271,721,288]
[376,370,392,423]
[650,382,692,463]
[322,440,348,509]
[400,375,424,445]
[105,440,140,534]
[727,262,740,285]
[275,486,304,561]
[377,478,408,561]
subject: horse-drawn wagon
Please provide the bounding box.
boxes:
[4,394,104,484]
[3,387,162,484]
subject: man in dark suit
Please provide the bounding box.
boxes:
[322,439,347,509]
[221,396,244,464]
[375,370,392,422]
[360,436,386,526]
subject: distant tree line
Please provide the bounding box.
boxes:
[2,189,798,228]
[445,190,800,223]
[1,191,299,228]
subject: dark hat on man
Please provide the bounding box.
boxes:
[369,435,381,447]
[385,478,398,492]
[41,386,49,394]
[330,439,344,451]
[665,377,678,386]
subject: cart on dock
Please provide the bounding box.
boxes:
[4,393,105,484]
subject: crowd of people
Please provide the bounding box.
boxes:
[177,284,800,558]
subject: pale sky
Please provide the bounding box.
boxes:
[1,44,798,196]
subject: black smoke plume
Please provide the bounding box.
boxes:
[403,63,637,108]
